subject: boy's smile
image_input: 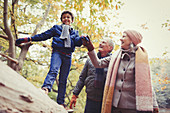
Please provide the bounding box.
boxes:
[61,13,73,25]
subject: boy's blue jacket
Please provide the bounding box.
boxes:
[31,25,82,54]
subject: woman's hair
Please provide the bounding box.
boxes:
[60,11,74,22]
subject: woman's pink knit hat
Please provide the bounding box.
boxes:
[124,30,143,45]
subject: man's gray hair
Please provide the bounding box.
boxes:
[102,37,114,52]
[103,37,114,47]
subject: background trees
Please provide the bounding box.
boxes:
[0,0,169,112]
[150,57,170,109]
[0,0,123,112]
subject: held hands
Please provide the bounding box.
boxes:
[81,35,94,51]
[15,37,31,46]
[69,95,78,109]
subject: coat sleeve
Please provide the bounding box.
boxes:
[71,30,82,47]
[31,25,61,41]
[88,50,111,68]
[73,59,89,96]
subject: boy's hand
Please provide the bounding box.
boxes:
[81,35,89,45]
[70,95,78,109]
[15,37,31,45]
[81,35,94,51]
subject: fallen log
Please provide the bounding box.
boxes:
[0,60,67,113]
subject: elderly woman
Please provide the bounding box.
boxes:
[83,30,159,113]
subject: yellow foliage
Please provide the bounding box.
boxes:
[0,0,124,111]
[80,47,88,52]
[75,63,84,68]
[114,44,120,51]
[0,38,9,51]
[93,42,99,48]
[27,76,45,87]
[116,4,118,10]
[72,59,75,64]
[161,86,166,91]
[156,89,159,92]
[112,32,116,35]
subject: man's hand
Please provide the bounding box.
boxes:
[15,37,31,45]
[81,35,94,51]
[69,95,78,109]
[153,108,159,113]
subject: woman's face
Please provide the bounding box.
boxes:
[120,33,132,50]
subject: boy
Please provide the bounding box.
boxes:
[16,11,84,108]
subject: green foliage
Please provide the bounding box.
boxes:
[162,19,170,31]
[0,38,8,52]
[1,0,169,112]
[25,0,39,5]
[20,44,51,88]
[21,59,49,88]
[1,0,122,112]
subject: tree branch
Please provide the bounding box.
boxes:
[10,5,18,39]
[16,42,52,51]
[17,3,51,72]
[31,3,51,36]
[18,31,30,35]
[11,0,19,39]
[3,0,16,69]
[0,34,8,40]
[40,42,52,51]
[0,52,18,64]
[12,0,19,5]
[25,57,49,66]
[79,54,88,60]
[0,25,5,33]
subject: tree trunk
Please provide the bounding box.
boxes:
[16,3,51,72]
[2,1,51,72]
[3,0,16,69]
[0,60,67,113]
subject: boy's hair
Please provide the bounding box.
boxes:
[60,11,74,22]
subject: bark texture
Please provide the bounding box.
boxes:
[0,60,67,113]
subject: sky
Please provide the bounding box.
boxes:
[117,0,170,58]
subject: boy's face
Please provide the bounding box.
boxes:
[61,13,73,25]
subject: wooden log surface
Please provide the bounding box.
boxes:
[0,60,67,113]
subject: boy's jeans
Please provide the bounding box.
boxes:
[42,50,71,104]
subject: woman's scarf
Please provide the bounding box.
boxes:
[101,47,153,113]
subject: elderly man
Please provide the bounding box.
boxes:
[70,38,114,113]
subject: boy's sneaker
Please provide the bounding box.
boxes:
[67,109,74,113]
[59,104,74,113]
[41,87,49,95]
